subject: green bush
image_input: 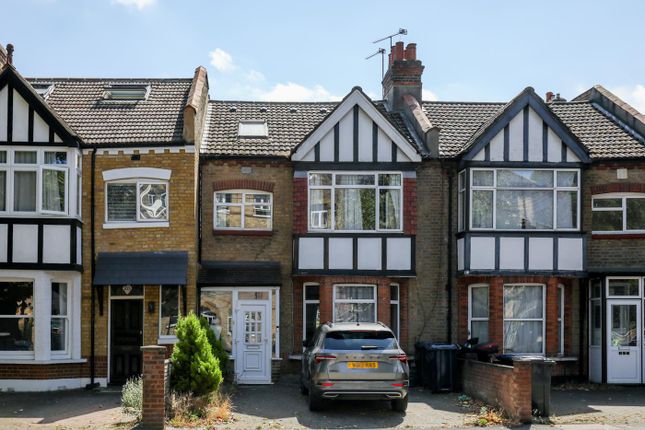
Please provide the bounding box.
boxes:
[200,316,229,376]
[121,375,143,419]
[171,312,222,396]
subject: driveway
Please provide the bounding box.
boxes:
[0,387,135,430]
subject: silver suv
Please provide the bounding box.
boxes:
[300,322,409,412]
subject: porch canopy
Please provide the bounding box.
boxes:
[198,261,281,286]
[93,251,189,286]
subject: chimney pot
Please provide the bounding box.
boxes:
[393,41,404,62]
[6,43,13,65]
[546,91,554,103]
[404,43,417,61]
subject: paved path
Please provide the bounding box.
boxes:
[0,387,135,430]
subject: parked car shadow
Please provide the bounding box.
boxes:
[0,388,133,426]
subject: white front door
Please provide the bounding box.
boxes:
[234,303,270,384]
[607,299,641,384]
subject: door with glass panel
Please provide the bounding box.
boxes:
[607,299,641,384]
[235,303,270,384]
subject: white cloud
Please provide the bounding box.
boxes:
[246,70,265,83]
[611,84,645,115]
[112,0,156,10]
[422,89,438,101]
[209,48,235,72]
[258,82,340,102]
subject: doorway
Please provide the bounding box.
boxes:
[110,299,143,384]
[235,302,270,384]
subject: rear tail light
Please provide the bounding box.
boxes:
[318,382,334,387]
[391,382,405,387]
[314,354,337,363]
[390,354,408,363]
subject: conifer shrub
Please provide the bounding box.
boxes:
[170,312,222,396]
[199,316,230,376]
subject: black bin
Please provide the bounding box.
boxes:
[413,342,427,386]
[421,343,458,392]
[532,359,555,417]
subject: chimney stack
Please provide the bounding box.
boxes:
[546,91,554,103]
[6,44,13,66]
[382,41,424,111]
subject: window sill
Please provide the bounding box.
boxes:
[0,358,87,365]
[157,336,178,345]
[103,221,169,229]
[591,233,645,239]
[213,229,273,237]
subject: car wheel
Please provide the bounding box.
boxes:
[391,395,408,413]
[308,390,325,411]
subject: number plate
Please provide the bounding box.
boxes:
[347,361,378,369]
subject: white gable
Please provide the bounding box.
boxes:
[292,89,421,162]
[471,106,581,163]
[0,85,59,144]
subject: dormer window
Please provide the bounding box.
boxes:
[103,84,149,101]
[31,83,54,99]
[238,120,268,138]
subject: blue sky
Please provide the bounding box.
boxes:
[2,0,644,112]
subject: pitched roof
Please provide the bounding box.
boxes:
[550,102,645,159]
[202,99,418,157]
[25,77,192,145]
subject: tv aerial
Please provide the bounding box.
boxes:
[366,29,407,79]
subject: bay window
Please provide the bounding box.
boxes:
[333,285,376,322]
[0,148,74,215]
[106,180,168,224]
[214,190,272,230]
[469,169,579,230]
[503,284,545,354]
[308,172,402,231]
[592,194,645,233]
[51,282,68,353]
[468,284,489,343]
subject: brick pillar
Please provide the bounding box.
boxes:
[399,281,409,350]
[511,359,533,423]
[377,280,390,326]
[319,278,333,323]
[141,345,166,430]
[489,276,504,349]
[457,279,468,342]
[545,277,560,356]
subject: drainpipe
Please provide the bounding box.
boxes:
[85,147,99,390]
[446,168,454,343]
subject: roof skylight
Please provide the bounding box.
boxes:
[103,84,150,101]
[238,120,268,138]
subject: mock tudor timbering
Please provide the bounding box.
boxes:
[0,39,644,389]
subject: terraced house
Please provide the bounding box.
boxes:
[0,39,643,390]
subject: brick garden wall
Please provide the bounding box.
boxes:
[460,359,532,423]
[0,356,107,379]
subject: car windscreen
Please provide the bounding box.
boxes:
[323,330,397,350]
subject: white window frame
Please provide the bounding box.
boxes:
[302,283,320,346]
[50,280,71,358]
[158,285,181,342]
[307,171,403,233]
[468,284,489,342]
[457,169,466,232]
[390,283,400,339]
[332,284,377,323]
[557,284,564,356]
[606,276,642,298]
[104,179,169,227]
[213,190,273,231]
[591,193,645,234]
[0,147,73,216]
[469,168,580,231]
[502,283,546,355]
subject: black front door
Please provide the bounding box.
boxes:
[110,299,143,384]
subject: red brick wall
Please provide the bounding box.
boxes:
[141,346,166,429]
[293,177,308,234]
[403,178,417,234]
[460,359,532,423]
[0,356,107,380]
